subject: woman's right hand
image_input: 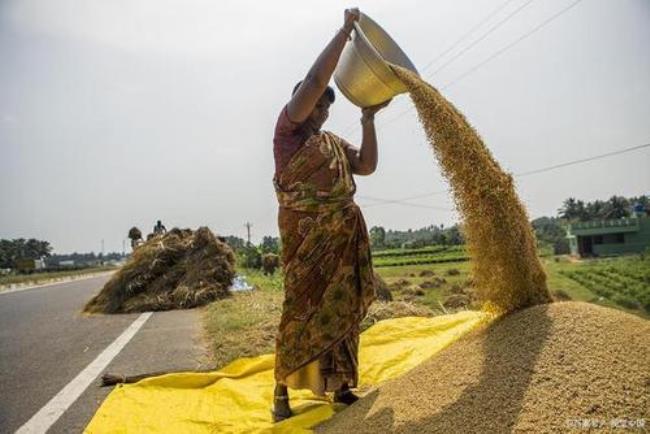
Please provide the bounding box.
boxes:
[344,8,360,33]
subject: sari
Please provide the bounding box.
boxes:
[273,130,376,396]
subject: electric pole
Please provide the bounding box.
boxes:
[244,222,252,246]
[244,222,253,268]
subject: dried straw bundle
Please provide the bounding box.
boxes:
[85,227,235,313]
[392,66,551,314]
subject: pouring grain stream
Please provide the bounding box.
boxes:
[390,65,551,314]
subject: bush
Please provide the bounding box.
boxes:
[239,245,262,269]
[612,294,641,310]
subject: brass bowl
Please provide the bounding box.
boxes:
[334,12,419,108]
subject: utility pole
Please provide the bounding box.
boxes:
[101,239,105,265]
[244,222,253,268]
[244,222,252,246]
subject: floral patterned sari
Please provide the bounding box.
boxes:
[273,130,375,395]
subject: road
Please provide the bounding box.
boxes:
[0,275,210,433]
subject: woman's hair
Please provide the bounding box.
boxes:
[292,81,335,103]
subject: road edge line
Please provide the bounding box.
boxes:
[15,311,153,434]
[0,271,115,296]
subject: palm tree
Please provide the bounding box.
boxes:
[604,196,630,219]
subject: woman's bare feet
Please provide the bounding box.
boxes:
[272,384,293,422]
[333,383,359,405]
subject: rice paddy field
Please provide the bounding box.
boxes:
[202,252,648,371]
[372,245,468,267]
[374,249,649,319]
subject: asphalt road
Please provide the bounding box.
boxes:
[0,275,209,433]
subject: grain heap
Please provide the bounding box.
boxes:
[391,66,551,314]
[318,302,650,433]
[85,227,235,313]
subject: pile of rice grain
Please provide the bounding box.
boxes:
[390,66,551,314]
[84,227,235,313]
[318,302,650,433]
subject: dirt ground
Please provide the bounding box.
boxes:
[318,301,649,433]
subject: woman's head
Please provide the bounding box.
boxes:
[293,81,335,131]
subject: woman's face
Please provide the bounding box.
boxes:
[306,95,331,131]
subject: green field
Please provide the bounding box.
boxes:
[558,256,650,312]
[373,245,468,267]
[373,250,649,318]
[202,251,648,369]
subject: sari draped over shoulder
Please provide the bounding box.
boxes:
[273,130,376,396]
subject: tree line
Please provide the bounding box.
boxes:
[0,239,52,269]
[557,195,648,221]
[0,238,129,269]
[368,224,464,250]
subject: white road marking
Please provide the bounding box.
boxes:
[15,312,153,434]
[0,272,114,296]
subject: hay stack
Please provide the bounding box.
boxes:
[85,227,235,313]
[318,302,649,433]
[374,273,393,301]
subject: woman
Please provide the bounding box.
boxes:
[272,8,390,422]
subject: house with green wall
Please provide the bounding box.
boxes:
[566,215,650,257]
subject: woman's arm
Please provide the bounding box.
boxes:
[346,100,391,175]
[287,9,359,123]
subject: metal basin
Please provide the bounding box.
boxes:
[334,12,418,108]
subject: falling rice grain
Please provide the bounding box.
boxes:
[391,65,551,314]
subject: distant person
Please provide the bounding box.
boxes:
[271,8,388,422]
[153,220,167,235]
[128,226,143,250]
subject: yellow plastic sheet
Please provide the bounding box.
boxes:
[86,311,487,434]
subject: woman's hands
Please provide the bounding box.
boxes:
[343,8,360,34]
[361,99,391,123]
[347,98,391,176]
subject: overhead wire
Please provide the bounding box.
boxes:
[357,142,650,209]
[418,0,520,73]
[354,0,586,134]
[426,0,536,78]
[339,0,523,137]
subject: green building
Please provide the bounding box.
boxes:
[567,215,650,257]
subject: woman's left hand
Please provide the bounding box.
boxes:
[361,99,391,122]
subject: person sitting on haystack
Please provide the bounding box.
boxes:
[271,8,389,422]
[153,220,167,236]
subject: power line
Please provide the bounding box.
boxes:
[357,195,454,211]
[427,0,536,78]
[357,142,650,209]
[350,0,585,135]
[419,0,520,73]
[340,0,522,137]
[442,0,584,89]
[515,142,650,177]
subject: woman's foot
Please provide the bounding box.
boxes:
[272,384,293,422]
[333,384,359,405]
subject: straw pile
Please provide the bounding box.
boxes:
[319,302,650,433]
[390,66,551,314]
[85,227,235,313]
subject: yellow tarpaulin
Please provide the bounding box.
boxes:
[86,311,488,434]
